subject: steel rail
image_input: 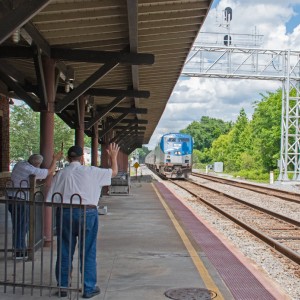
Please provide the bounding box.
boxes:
[186,179,300,227]
[170,179,300,265]
[191,172,300,203]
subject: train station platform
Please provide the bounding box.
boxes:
[0,173,288,300]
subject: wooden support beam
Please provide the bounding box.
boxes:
[0,67,39,111]
[0,46,154,66]
[98,112,128,140]
[23,22,51,57]
[32,44,48,109]
[118,118,148,125]
[113,125,146,130]
[51,47,154,65]
[110,123,137,143]
[110,107,147,114]
[30,85,150,99]
[84,88,150,98]
[56,111,76,129]
[55,61,119,112]
[85,95,126,130]
[0,0,51,44]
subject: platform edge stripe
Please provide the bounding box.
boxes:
[175,191,290,300]
[155,182,288,300]
[151,183,224,300]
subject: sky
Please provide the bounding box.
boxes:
[145,0,300,150]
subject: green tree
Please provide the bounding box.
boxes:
[10,105,40,160]
[136,146,150,163]
[210,91,282,175]
[10,104,75,161]
[210,132,233,169]
[192,148,211,164]
[209,108,255,172]
[229,108,252,170]
[181,116,232,151]
[250,90,282,171]
[231,108,249,151]
[192,149,202,164]
[54,117,75,154]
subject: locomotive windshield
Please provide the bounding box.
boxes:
[168,138,176,142]
[162,135,192,155]
[178,138,190,142]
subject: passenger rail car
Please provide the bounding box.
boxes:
[145,133,193,178]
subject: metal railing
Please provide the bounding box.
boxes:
[0,176,88,299]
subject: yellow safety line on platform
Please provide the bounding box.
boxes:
[152,183,224,300]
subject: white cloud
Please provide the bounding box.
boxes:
[145,0,300,149]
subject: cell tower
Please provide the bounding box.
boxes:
[182,8,300,182]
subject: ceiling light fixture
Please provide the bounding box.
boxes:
[65,81,70,93]
[12,28,20,43]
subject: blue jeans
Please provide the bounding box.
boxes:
[55,207,98,294]
[8,201,29,250]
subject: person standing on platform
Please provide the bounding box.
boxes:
[47,143,119,298]
[8,152,62,259]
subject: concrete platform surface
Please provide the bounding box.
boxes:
[0,178,225,300]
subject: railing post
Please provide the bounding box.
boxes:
[28,175,36,260]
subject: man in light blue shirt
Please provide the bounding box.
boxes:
[8,152,62,259]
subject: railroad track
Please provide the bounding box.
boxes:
[191,172,300,203]
[169,179,300,265]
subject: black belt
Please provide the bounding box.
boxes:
[57,205,97,209]
[85,205,97,209]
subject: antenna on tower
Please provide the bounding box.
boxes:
[197,6,263,47]
[223,7,232,46]
[219,7,232,29]
[224,7,232,24]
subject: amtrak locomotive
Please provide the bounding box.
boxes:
[145,133,193,178]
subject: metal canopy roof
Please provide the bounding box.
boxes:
[0,0,213,154]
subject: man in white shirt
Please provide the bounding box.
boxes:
[47,143,119,298]
[8,152,62,259]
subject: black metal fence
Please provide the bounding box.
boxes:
[0,176,87,299]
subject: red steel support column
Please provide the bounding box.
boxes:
[75,96,85,149]
[101,119,116,194]
[123,153,129,173]
[118,151,124,172]
[40,58,55,247]
[91,121,99,166]
[100,119,111,169]
[101,143,109,168]
[101,143,109,195]
[117,152,122,171]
